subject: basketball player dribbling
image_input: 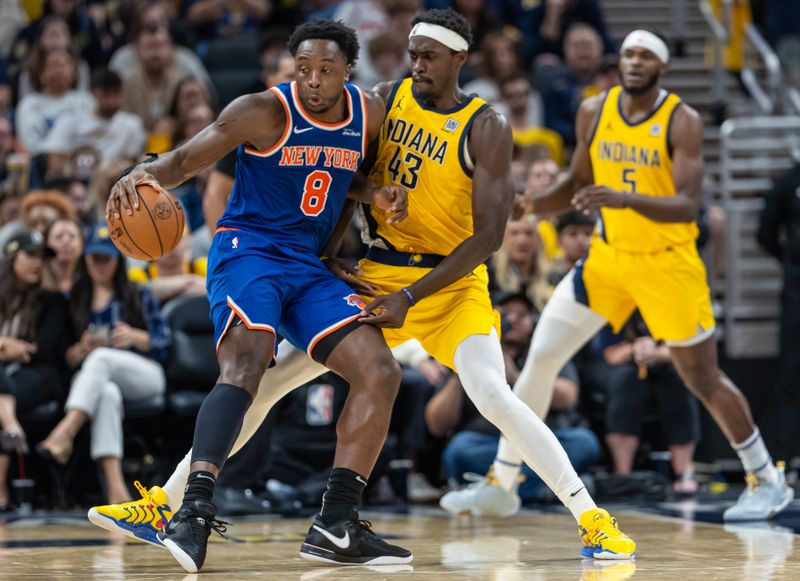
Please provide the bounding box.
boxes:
[103,21,413,573]
[444,29,794,523]
[94,9,636,566]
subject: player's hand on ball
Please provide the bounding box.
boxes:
[572,185,626,214]
[106,166,165,222]
[324,258,382,296]
[373,185,408,223]
[359,291,410,328]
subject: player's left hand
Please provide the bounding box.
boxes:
[572,185,626,214]
[359,291,410,328]
[372,185,408,223]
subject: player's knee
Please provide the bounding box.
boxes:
[468,381,512,425]
[370,356,402,400]
[219,353,271,396]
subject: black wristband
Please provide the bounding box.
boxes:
[119,152,159,180]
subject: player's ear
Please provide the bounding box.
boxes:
[453,50,468,69]
[344,64,352,82]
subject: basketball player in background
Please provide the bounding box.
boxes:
[93,10,636,563]
[444,29,794,522]
[102,21,412,573]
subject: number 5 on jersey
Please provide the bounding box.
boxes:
[301,170,332,217]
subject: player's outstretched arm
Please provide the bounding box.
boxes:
[572,104,703,223]
[107,91,285,221]
[531,95,601,216]
[361,108,514,328]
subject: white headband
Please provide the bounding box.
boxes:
[620,30,669,64]
[409,22,469,52]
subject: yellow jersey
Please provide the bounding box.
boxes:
[590,85,699,252]
[366,78,489,256]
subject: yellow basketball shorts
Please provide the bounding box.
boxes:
[356,259,501,369]
[575,239,715,343]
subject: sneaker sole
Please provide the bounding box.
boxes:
[439,499,520,518]
[162,538,200,573]
[299,543,413,566]
[580,546,635,560]
[87,508,166,549]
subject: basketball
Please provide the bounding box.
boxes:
[107,184,185,260]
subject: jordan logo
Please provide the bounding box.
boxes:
[393,96,405,112]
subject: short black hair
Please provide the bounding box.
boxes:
[412,8,473,47]
[91,68,122,91]
[287,20,359,66]
[556,210,596,234]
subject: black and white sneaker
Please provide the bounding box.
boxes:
[157,500,228,573]
[299,509,412,565]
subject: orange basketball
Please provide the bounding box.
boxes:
[108,184,185,260]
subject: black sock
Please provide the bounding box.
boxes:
[319,467,367,525]
[191,382,253,468]
[184,471,216,505]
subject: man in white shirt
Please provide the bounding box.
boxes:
[41,70,146,178]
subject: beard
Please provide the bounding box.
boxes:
[622,70,660,95]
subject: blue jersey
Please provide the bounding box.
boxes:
[217,81,368,255]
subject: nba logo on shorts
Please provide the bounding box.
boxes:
[343,293,366,309]
[232,236,239,249]
[306,383,334,425]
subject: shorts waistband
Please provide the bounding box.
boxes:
[366,247,446,268]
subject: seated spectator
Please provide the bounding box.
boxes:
[496,73,563,164]
[541,22,603,145]
[597,311,700,494]
[0,118,29,201]
[505,0,614,61]
[41,69,146,178]
[153,76,213,148]
[488,214,552,313]
[548,210,594,285]
[184,0,271,41]
[0,189,76,255]
[109,1,212,91]
[42,216,83,295]
[128,229,207,305]
[431,291,599,503]
[464,30,523,104]
[365,31,407,86]
[121,14,191,133]
[14,48,94,156]
[15,16,92,101]
[0,231,68,509]
[37,225,171,504]
[522,156,562,257]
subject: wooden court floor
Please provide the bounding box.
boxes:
[0,506,798,580]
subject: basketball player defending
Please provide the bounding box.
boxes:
[443,29,794,522]
[104,22,412,572]
[94,10,635,562]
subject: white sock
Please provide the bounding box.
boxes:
[162,452,191,508]
[492,457,521,491]
[732,428,780,484]
[491,279,607,498]
[454,331,597,522]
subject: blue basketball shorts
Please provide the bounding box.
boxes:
[206,228,367,363]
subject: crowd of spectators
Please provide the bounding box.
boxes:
[0,0,795,514]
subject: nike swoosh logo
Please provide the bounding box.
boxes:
[570,487,584,497]
[356,476,368,486]
[293,126,313,134]
[313,525,351,549]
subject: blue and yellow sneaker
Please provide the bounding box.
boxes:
[578,508,636,560]
[88,481,172,548]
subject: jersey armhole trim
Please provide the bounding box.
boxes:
[356,86,369,160]
[243,87,292,157]
[384,80,403,115]
[586,91,610,149]
[458,103,490,178]
[666,101,684,160]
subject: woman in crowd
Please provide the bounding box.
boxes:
[37,226,171,504]
[43,217,84,295]
[0,231,68,510]
[488,214,552,313]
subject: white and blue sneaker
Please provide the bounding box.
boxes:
[723,463,795,522]
[439,471,521,517]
